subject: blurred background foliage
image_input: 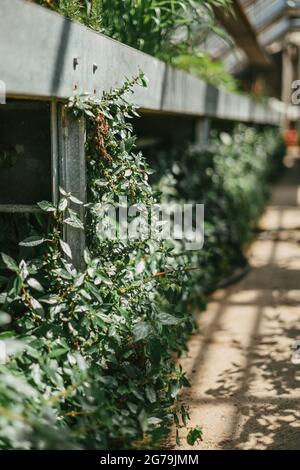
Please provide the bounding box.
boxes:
[149,125,285,298]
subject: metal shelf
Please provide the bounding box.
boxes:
[0,0,283,125]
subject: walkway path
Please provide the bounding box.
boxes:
[171,160,300,450]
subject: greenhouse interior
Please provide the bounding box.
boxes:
[1,0,300,457]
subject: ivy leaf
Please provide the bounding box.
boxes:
[58,198,68,212]
[13,276,22,295]
[1,253,18,272]
[147,417,162,426]
[133,321,152,342]
[0,311,11,326]
[19,260,29,281]
[64,209,84,230]
[30,297,44,315]
[69,195,83,205]
[124,169,132,177]
[157,312,180,325]
[37,201,56,212]
[127,402,138,414]
[139,73,149,88]
[27,278,44,293]
[85,282,103,303]
[186,426,203,446]
[59,187,68,196]
[49,347,69,358]
[0,373,38,399]
[19,236,45,247]
[64,217,84,229]
[176,429,181,446]
[74,273,85,288]
[30,363,42,386]
[84,109,95,118]
[145,386,156,403]
[83,249,91,264]
[170,381,180,399]
[59,240,73,259]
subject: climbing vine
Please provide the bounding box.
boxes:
[0,73,199,449]
[0,73,284,449]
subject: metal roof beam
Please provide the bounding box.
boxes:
[213,0,272,67]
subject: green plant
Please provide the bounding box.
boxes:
[172,53,238,91]
[186,425,203,445]
[0,71,284,449]
[0,74,196,449]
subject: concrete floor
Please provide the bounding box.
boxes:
[169,158,300,450]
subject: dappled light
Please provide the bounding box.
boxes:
[171,160,300,450]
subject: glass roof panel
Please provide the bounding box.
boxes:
[202,0,300,71]
[244,0,286,31]
[259,17,290,45]
[223,49,247,71]
[201,33,231,58]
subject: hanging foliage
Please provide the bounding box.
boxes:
[0,73,284,449]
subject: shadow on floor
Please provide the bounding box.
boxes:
[174,192,300,449]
